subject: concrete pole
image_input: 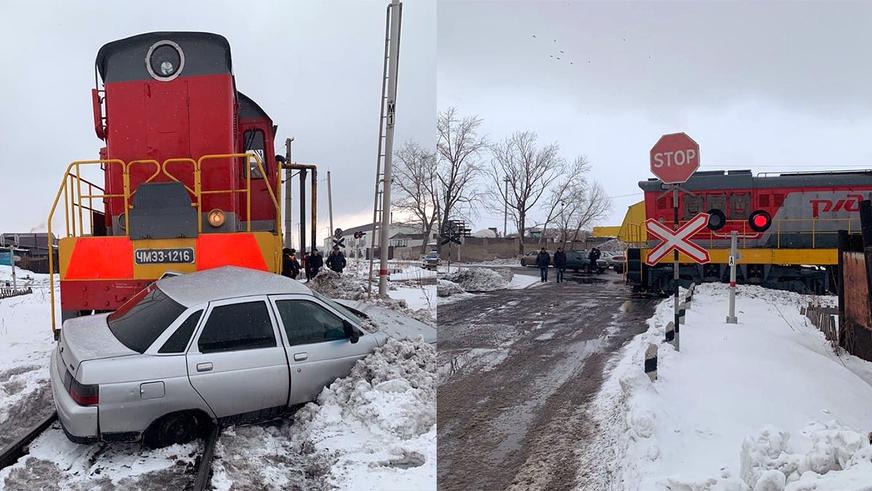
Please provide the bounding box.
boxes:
[378,0,402,298]
[503,177,509,237]
[726,230,738,324]
[327,170,334,240]
[283,138,294,249]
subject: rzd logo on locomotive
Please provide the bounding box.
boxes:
[810,193,865,218]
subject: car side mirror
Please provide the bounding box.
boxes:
[343,320,360,344]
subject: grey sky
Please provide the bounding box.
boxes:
[438,1,872,230]
[0,0,435,242]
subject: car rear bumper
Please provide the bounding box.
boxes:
[51,348,99,442]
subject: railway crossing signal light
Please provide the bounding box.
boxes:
[748,210,772,232]
[707,209,726,231]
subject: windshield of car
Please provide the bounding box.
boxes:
[107,284,187,353]
[311,290,364,324]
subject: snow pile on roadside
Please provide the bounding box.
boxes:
[445,267,509,292]
[303,338,435,490]
[739,422,872,490]
[437,278,465,297]
[587,283,872,490]
[308,268,373,300]
[213,339,435,490]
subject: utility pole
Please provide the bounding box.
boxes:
[503,176,509,237]
[376,0,402,297]
[327,170,334,240]
[283,138,294,250]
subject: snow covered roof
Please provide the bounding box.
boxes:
[157,266,309,306]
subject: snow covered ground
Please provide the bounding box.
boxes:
[587,283,872,490]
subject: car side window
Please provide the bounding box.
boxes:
[198,301,276,353]
[159,309,202,354]
[275,300,347,346]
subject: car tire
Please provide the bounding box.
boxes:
[144,411,203,448]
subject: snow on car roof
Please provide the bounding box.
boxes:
[157,266,309,306]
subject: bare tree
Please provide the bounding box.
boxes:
[538,156,590,247]
[436,108,487,241]
[392,141,439,252]
[487,131,564,254]
[555,181,611,247]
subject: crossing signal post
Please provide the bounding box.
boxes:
[649,133,704,351]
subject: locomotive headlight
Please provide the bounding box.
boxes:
[145,40,184,81]
[208,209,226,228]
[160,60,174,76]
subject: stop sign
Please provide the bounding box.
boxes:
[650,133,700,184]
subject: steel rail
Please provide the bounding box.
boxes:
[0,411,58,470]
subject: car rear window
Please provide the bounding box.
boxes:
[108,284,186,353]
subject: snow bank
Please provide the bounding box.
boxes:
[212,338,436,490]
[308,268,371,300]
[445,267,509,292]
[589,283,872,490]
[437,279,465,297]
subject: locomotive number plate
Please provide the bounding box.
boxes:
[135,248,195,264]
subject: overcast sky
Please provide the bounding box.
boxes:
[0,0,435,244]
[438,1,872,231]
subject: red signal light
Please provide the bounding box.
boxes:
[748,211,772,232]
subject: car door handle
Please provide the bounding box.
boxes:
[293,352,308,361]
[196,362,213,372]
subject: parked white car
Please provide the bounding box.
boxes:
[51,266,434,447]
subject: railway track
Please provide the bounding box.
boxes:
[0,411,57,470]
[0,411,220,491]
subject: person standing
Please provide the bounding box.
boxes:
[281,247,294,278]
[289,251,301,279]
[327,247,347,273]
[311,249,324,277]
[303,252,312,282]
[536,247,551,282]
[588,248,597,274]
[553,246,567,283]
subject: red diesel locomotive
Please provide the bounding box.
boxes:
[48,32,283,333]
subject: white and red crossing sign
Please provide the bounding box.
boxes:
[650,132,700,184]
[645,212,711,266]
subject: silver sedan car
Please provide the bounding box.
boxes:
[51,266,433,447]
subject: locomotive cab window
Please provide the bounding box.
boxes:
[242,129,266,179]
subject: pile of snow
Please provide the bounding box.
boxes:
[437,279,465,297]
[445,268,509,292]
[213,339,436,490]
[588,283,872,490]
[308,268,371,300]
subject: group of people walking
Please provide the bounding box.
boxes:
[534,246,603,283]
[281,246,347,281]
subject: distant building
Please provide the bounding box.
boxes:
[322,222,434,258]
[0,233,57,258]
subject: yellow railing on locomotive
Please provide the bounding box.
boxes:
[47,152,281,241]
[47,153,282,329]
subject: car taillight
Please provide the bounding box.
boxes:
[64,370,99,406]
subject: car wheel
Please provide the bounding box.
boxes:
[144,412,202,448]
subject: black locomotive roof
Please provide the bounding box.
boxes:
[96,31,232,83]
[639,169,872,192]
[238,92,272,122]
